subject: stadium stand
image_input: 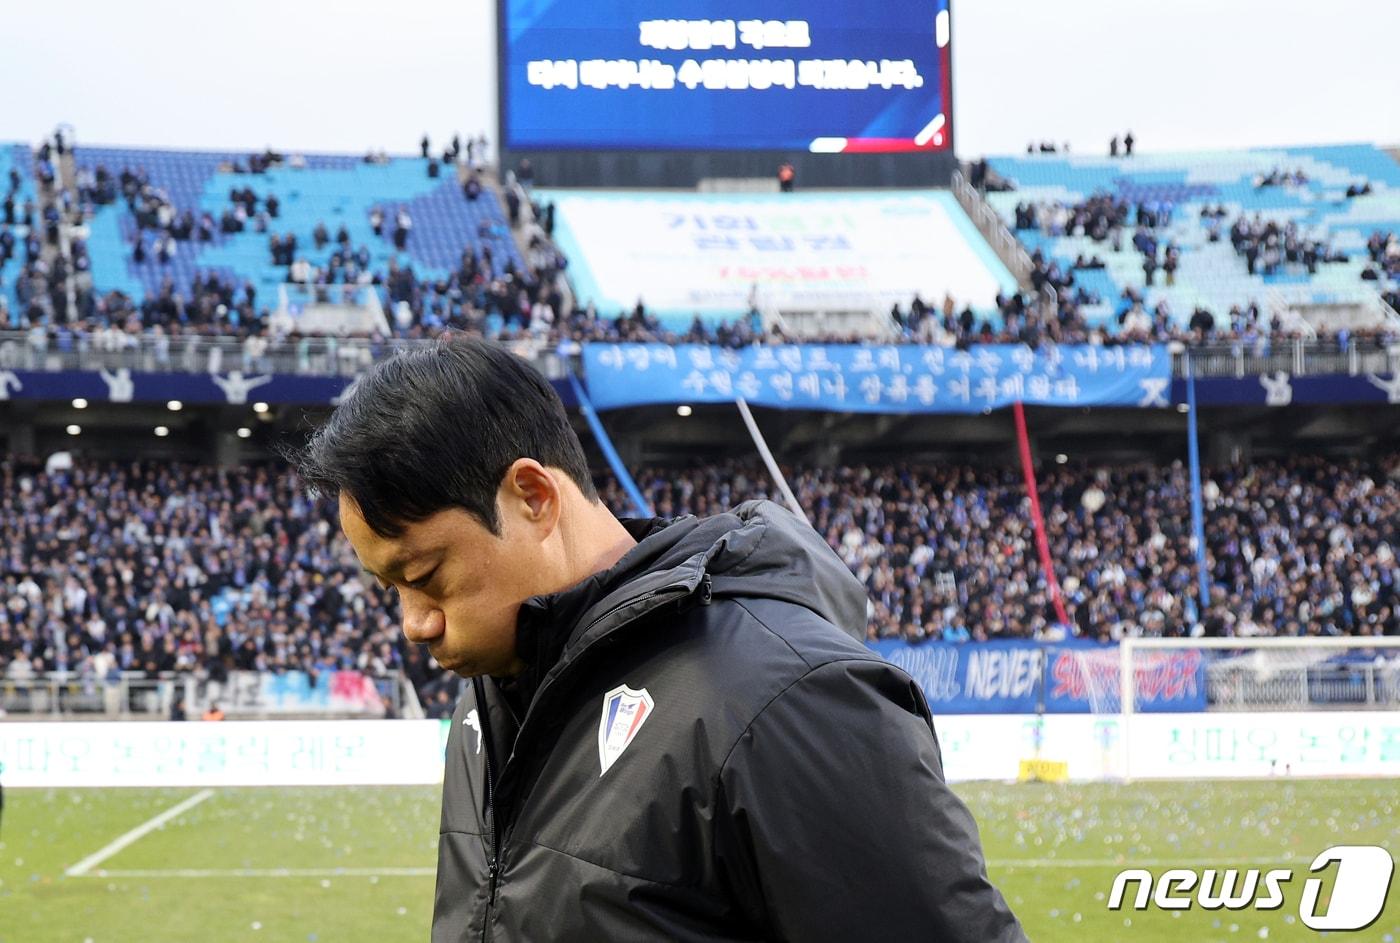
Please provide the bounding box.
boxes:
[2,134,1391,350]
[0,142,37,323]
[3,452,1395,707]
[982,144,1400,337]
[66,145,545,339]
[602,455,1400,643]
[73,146,523,296]
[0,456,443,709]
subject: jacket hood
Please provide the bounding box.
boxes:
[514,499,869,666]
[501,500,869,721]
[688,499,870,641]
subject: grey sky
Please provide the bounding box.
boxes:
[2,0,1395,158]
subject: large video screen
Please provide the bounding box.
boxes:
[501,0,953,153]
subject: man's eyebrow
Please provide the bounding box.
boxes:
[360,552,419,582]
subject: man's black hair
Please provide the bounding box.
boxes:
[289,335,597,537]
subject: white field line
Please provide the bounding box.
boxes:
[992,855,1314,869]
[64,789,216,877]
[75,859,1317,880]
[74,867,435,879]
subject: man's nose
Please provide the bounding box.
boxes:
[402,601,445,644]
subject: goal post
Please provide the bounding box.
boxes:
[1102,636,1400,781]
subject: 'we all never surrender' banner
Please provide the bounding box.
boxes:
[866,640,1206,714]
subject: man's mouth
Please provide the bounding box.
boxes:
[427,642,459,672]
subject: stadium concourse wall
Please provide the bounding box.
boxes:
[1,712,1396,788]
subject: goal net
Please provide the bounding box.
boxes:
[1073,636,1400,780]
[1066,636,1400,715]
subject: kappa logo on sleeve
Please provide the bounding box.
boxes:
[598,684,654,776]
[464,709,482,755]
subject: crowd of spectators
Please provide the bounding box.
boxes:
[0,457,452,708]
[991,181,1393,334]
[972,149,1400,336]
[985,133,1139,159]
[13,281,1400,374]
[1254,166,1309,189]
[1363,230,1400,283]
[3,452,1394,708]
[1013,192,1147,241]
[34,136,64,193]
[7,137,1397,354]
[964,158,1013,193]
[3,166,34,228]
[38,144,570,352]
[1228,215,1347,277]
[1012,190,1188,289]
[4,227,61,328]
[599,454,1400,643]
[1,156,44,327]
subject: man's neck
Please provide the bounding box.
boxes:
[571,507,638,585]
[490,506,643,697]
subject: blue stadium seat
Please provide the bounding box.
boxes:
[0,142,36,325]
[74,147,525,306]
[985,145,1400,329]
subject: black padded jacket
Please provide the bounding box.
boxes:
[431,499,1025,942]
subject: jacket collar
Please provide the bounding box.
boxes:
[497,514,693,713]
[494,498,870,714]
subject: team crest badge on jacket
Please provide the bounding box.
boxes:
[598,684,654,775]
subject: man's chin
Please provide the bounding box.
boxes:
[429,646,477,677]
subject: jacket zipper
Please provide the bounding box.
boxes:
[471,676,501,941]
[523,573,711,730]
[492,574,714,832]
[468,572,712,937]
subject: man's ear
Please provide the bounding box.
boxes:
[501,458,561,527]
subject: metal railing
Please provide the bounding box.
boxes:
[277,283,391,337]
[1175,339,1400,379]
[951,169,1035,288]
[0,329,569,380]
[198,669,403,718]
[0,669,407,718]
[3,329,1397,383]
[0,330,430,378]
[2,673,187,717]
[1207,662,1400,711]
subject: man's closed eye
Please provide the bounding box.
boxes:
[406,568,438,591]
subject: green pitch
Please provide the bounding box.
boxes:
[1,780,1395,942]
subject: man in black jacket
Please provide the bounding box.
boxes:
[294,336,1024,942]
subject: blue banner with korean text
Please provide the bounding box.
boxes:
[868,640,1207,714]
[581,343,1173,412]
